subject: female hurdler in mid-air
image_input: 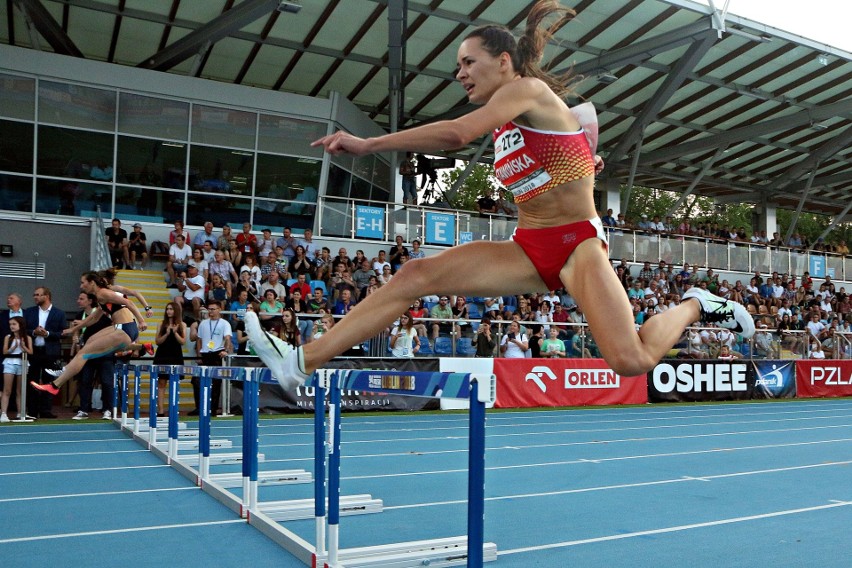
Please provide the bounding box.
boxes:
[245,0,754,387]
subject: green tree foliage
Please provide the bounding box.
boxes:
[438,163,500,211]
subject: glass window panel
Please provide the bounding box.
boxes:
[351,177,371,200]
[35,178,112,217]
[38,81,115,131]
[254,153,321,201]
[729,243,749,272]
[114,185,186,224]
[0,73,35,120]
[0,174,33,213]
[330,152,353,171]
[352,154,374,182]
[191,104,256,149]
[189,145,254,195]
[370,185,390,203]
[326,164,351,198]
[318,199,351,238]
[0,120,34,173]
[258,115,325,158]
[116,136,187,189]
[185,192,251,228]
[118,93,189,140]
[372,158,391,191]
[37,126,114,181]
[253,199,314,232]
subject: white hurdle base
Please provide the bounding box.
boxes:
[260,494,382,522]
[177,452,263,466]
[129,420,187,431]
[208,469,312,488]
[328,536,498,567]
[168,438,233,451]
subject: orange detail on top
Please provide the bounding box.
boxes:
[492,122,595,203]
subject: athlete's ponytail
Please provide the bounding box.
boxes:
[82,271,109,289]
[464,0,577,97]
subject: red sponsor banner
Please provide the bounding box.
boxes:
[795,360,852,398]
[493,358,647,408]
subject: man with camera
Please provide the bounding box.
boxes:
[471,317,496,357]
[175,264,206,321]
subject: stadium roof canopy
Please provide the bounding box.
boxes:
[2,0,850,220]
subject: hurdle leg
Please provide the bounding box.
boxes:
[468,378,486,567]
[168,369,179,461]
[120,365,130,429]
[327,374,342,567]
[314,370,331,560]
[243,368,259,516]
[111,363,119,421]
[198,368,212,483]
[148,369,158,447]
[133,365,142,435]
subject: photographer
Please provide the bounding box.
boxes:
[471,317,496,357]
[175,265,206,321]
[500,320,529,358]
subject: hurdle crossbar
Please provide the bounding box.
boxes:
[316,369,497,568]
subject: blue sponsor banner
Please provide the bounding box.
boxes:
[809,255,826,278]
[355,205,384,239]
[752,360,796,399]
[425,212,455,245]
[459,231,473,244]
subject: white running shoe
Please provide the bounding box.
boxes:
[0,413,9,423]
[683,286,755,338]
[244,311,309,389]
[72,410,89,420]
[46,367,64,378]
[102,410,112,420]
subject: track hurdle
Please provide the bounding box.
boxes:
[315,369,498,568]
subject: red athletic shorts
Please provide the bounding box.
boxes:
[511,218,608,290]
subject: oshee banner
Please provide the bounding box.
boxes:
[796,360,852,398]
[493,358,647,408]
[648,360,755,402]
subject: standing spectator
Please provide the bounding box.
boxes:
[257,228,275,260]
[194,301,232,416]
[2,316,32,422]
[471,318,496,357]
[388,236,409,273]
[390,314,420,357]
[106,218,130,269]
[193,221,218,250]
[235,222,258,256]
[24,287,65,419]
[399,152,418,205]
[500,321,529,358]
[128,223,148,269]
[298,229,319,261]
[601,209,616,228]
[167,234,192,287]
[1,293,25,348]
[540,327,566,358]
[153,302,186,417]
[277,227,298,261]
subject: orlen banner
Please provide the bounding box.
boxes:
[493,358,647,408]
[649,360,754,402]
[796,360,852,398]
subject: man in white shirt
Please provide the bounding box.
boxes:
[192,300,232,416]
[297,228,319,260]
[372,250,391,273]
[167,234,192,287]
[176,265,206,320]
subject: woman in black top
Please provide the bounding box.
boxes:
[153,302,186,416]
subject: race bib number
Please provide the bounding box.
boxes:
[493,126,551,198]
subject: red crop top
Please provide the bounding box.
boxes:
[492,121,595,203]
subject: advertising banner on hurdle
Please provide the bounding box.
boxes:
[250,358,442,412]
[751,360,796,399]
[795,360,852,398]
[648,360,754,403]
[492,358,647,408]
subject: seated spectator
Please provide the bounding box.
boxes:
[333,289,356,316]
[175,265,206,321]
[193,221,218,250]
[286,288,309,318]
[169,220,190,244]
[330,263,357,301]
[207,273,231,304]
[276,227,298,261]
[209,250,238,287]
[240,255,262,289]
[430,295,454,339]
[312,313,335,341]
[298,228,319,260]
[409,239,426,260]
[289,273,312,299]
[217,224,234,257]
[260,270,287,301]
[258,289,284,332]
[313,247,333,283]
[378,265,393,286]
[200,240,216,264]
[260,252,278,282]
[167,234,192,287]
[388,236,408,273]
[278,308,301,348]
[408,299,429,337]
[257,228,275,260]
[371,250,391,273]
[106,218,130,269]
[352,259,376,292]
[228,290,251,324]
[188,248,209,282]
[127,223,148,269]
[308,288,329,314]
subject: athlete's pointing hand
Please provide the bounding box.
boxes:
[311,131,371,156]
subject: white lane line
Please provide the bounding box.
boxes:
[0,519,246,544]
[497,500,852,556]
[0,437,132,446]
[1,449,149,459]
[342,437,852,481]
[382,460,852,511]
[0,486,196,503]
[0,464,168,477]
